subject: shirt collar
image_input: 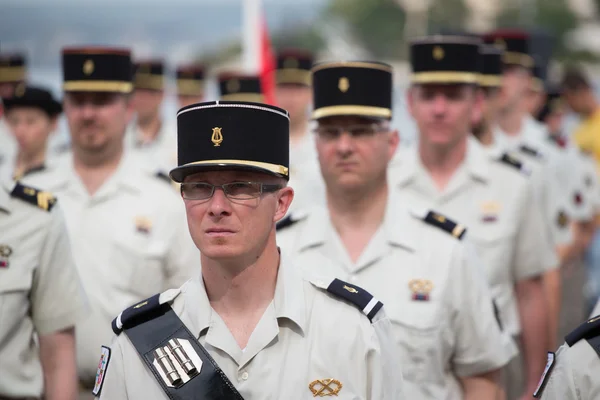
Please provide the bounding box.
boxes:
[0,177,14,213]
[184,253,307,337]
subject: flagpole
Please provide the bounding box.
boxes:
[242,0,261,73]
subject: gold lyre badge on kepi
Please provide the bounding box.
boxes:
[134,216,152,234]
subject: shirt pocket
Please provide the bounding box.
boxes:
[110,237,165,297]
[389,304,443,386]
[470,228,515,288]
[0,267,33,341]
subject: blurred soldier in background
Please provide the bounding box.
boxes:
[20,46,199,399]
[1,86,62,180]
[175,63,205,109]
[0,53,26,170]
[390,34,556,400]
[217,72,264,102]
[0,177,86,400]
[274,48,325,214]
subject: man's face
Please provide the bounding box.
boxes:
[63,92,132,153]
[133,89,164,121]
[562,88,589,115]
[0,82,18,99]
[182,169,292,262]
[6,107,56,156]
[524,88,546,116]
[275,84,311,123]
[499,65,530,112]
[409,84,481,149]
[177,95,204,110]
[315,116,398,192]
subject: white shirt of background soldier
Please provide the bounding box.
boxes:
[0,177,87,400]
[277,113,512,399]
[96,102,405,399]
[22,87,200,390]
[390,79,554,400]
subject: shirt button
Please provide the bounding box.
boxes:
[240,371,249,380]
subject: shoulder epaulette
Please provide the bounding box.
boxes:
[565,315,600,347]
[276,211,308,231]
[319,278,384,322]
[519,145,543,159]
[499,153,530,175]
[155,171,172,184]
[10,182,56,212]
[111,289,181,335]
[423,210,466,240]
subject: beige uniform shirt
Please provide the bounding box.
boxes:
[535,338,600,399]
[0,178,86,398]
[277,200,513,399]
[96,258,405,399]
[22,151,200,381]
[125,119,178,172]
[287,131,326,215]
[389,137,557,336]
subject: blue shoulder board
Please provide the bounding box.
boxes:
[111,294,163,335]
[10,182,56,212]
[565,315,600,347]
[423,210,466,240]
[326,278,383,322]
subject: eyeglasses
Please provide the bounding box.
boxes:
[313,123,387,141]
[180,181,283,200]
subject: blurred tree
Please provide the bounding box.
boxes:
[495,0,581,60]
[271,25,325,53]
[427,0,469,34]
[326,0,407,58]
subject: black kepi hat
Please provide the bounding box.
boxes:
[311,61,393,120]
[0,53,26,83]
[276,49,314,86]
[170,101,290,183]
[3,85,62,117]
[479,44,503,88]
[176,64,205,96]
[410,35,481,85]
[218,73,264,102]
[134,59,165,91]
[62,47,133,93]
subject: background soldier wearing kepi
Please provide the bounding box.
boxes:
[126,59,177,170]
[276,60,512,399]
[274,48,325,214]
[175,64,205,109]
[0,52,26,170]
[389,35,557,400]
[20,46,199,399]
[94,100,405,399]
[0,86,63,180]
[217,73,264,102]
[0,176,86,400]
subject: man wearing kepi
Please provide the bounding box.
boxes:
[94,100,405,399]
[20,47,199,398]
[276,60,512,399]
[388,35,556,400]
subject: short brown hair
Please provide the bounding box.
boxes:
[561,66,591,91]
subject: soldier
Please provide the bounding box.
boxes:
[0,177,86,400]
[389,35,557,400]
[175,64,205,109]
[0,52,26,170]
[474,45,568,351]
[276,59,512,398]
[20,46,199,399]
[533,315,600,399]
[1,85,63,180]
[127,59,177,170]
[94,100,405,399]
[274,48,325,214]
[217,73,264,102]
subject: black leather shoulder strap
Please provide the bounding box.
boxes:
[125,305,244,400]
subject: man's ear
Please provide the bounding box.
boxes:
[274,186,294,223]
